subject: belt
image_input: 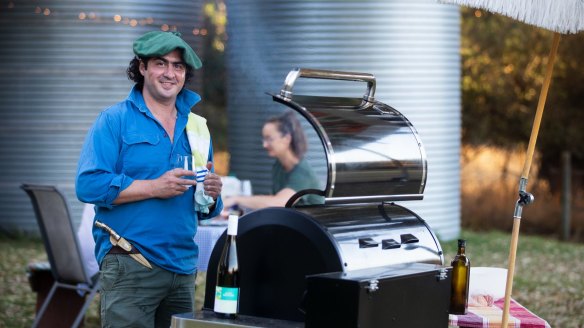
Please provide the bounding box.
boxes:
[108,245,141,255]
[107,244,153,269]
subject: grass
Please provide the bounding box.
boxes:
[442,230,584,328]
[1,230,583,328]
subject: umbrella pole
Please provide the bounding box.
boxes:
[501,32,561,327]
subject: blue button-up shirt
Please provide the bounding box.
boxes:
[76,86,222,274]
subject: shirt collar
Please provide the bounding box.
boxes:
[127,85,202,115]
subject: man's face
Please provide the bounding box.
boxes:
[140,49,187,104]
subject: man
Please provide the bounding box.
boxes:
[76,31,223,327]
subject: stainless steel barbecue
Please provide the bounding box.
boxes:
[278,68,428,204]
[202,68,450,327]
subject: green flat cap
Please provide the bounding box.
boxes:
[133,31,202,70]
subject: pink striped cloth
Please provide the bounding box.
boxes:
[449,298,551,328]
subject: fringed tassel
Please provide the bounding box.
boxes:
[438,0,584,34]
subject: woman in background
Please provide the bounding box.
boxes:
[223,110,322,211]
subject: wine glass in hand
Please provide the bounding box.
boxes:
[171,154,196,187]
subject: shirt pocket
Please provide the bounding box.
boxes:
[121,133,164,178]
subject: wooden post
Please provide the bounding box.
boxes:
[501,32,561,328]
[562,151,571,241]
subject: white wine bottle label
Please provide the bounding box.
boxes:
[214,286,239,313]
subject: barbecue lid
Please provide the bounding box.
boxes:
[273,68,427,205]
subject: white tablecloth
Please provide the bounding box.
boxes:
[194,224,226,271]
[77,204,99,277]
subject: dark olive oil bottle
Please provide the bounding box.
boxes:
[450,239,470,314]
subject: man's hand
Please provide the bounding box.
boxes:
[203,161,222,199]
[151,168,197,199]
[112,168,196,204]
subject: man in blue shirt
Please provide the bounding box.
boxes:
[76,31,223,327]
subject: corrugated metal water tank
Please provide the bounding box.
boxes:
[0,0,204,234]
[226,0,461,240]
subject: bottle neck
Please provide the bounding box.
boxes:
[227,215,239,235]
[458,246,466,255]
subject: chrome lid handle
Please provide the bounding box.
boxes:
[279,68,376,103]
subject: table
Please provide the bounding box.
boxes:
[78,204,99,277]
[448,298,551,328]
[171,310,303,328]
[194,224,226,271]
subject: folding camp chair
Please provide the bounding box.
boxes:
[21,184,99,328]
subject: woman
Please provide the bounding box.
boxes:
[223,111,322,210]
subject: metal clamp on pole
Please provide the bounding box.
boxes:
[279,67,376,104]
[513,178,535,219]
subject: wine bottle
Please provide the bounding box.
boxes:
[450,239,471,314]
[214,215,240,318]
[228,204,244,217]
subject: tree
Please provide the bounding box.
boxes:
[461,8,584,190]
[199,1,228,151]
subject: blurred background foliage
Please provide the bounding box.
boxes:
[197,1,228,152]
[460,7,584,192]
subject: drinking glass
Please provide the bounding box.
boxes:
[171,154,195,184]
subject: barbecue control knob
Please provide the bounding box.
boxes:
[382,239,401,249]
[400,233,419,244]
[358,238,378,248]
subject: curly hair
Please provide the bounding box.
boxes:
[266,110,308,159]
[126,55,194,90]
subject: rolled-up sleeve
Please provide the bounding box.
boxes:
[76,111,133,209]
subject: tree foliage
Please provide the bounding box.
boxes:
[198,1,228,151]
[461,8,584,189]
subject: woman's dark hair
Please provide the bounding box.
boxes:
[126,55,194,90]
[266,110,308,159]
